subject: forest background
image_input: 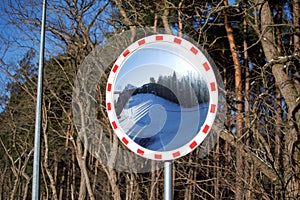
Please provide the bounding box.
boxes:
[0,0,299,199]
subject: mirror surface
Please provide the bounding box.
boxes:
[113,43,209,151]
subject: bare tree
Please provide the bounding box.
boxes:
[1,1,299,199]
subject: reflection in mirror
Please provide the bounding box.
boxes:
[113,45,209,151]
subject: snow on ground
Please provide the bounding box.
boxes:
[118,93,209,151]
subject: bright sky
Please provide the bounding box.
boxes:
[0,1,44,112]
[229,0,236,5]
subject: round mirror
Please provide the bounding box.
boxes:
[106,35,218,160]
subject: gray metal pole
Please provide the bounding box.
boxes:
[164,161,173,200]
[32,0,46,199]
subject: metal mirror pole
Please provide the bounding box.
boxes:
[32,0,46,199]
[164,161,173,200]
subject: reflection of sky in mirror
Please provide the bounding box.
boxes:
[116,64,176,90]
[115,43,198,90]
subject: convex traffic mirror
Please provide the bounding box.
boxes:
[106,34,219,160]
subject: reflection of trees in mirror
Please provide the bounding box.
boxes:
[115,70,209,115]
[133,83,179,104]
[152,71,209,107]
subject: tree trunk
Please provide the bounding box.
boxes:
[101,134,121,200]
[178,0,184,37]
[294,0,300,54]
[256,0,300,198]
[75,136,95,200]
[224,1,244,199]
[43,108,59,200]
[162,0,172,34]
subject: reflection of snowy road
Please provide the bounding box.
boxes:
[118,94,208,151]
[119,100,152,135]
[119,101,167,139]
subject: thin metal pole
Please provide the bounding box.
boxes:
[32,0,46,199]
[164,161,173,200]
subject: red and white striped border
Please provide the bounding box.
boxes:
[106,34,218,161]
